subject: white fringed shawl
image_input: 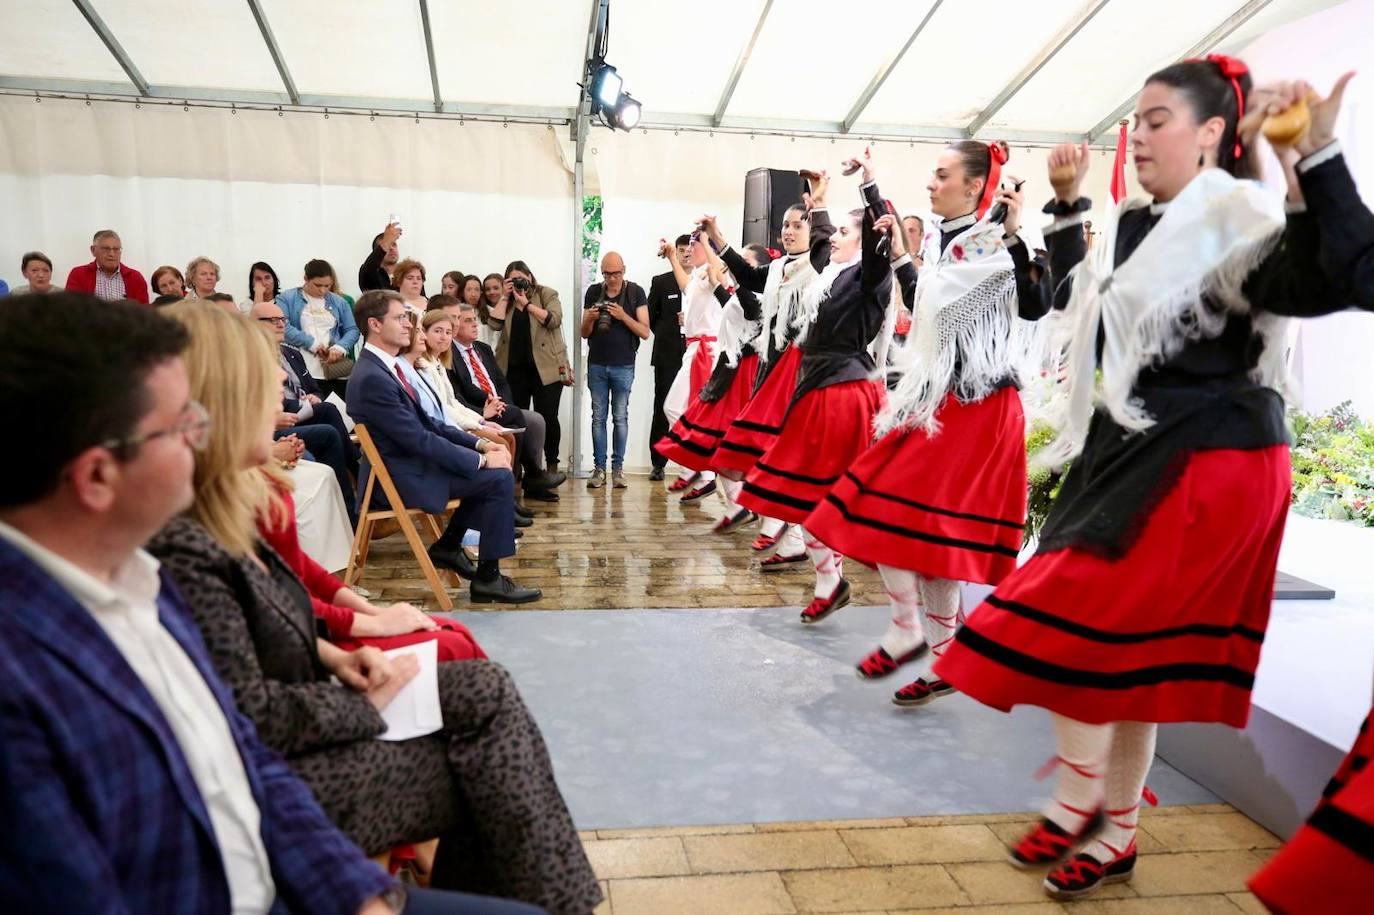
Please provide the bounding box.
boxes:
[877,217,1040,436]
[757,253,819,357]
[1035,168,1289,470]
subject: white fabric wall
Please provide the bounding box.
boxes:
[1242,0,1374,420]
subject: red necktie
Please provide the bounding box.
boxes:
[394,363,418,402]
[467,348,495,398]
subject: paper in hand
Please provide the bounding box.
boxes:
[376,640,443,742]
[325,391,356,432]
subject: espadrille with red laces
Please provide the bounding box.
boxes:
[1043,841,1137,900]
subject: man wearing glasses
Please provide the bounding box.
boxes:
[251,299,359,509]
[62,229,150,304]
[580,250,649,490]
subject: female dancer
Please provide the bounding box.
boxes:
[804,139,1051,705]
[732,154,895,619]
[654,243,774,531]
[933,60,1363,900]
[659,236,724,503]
[701,178,833,566]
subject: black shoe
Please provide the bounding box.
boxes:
[649,466,665,481]
[523,470,567,491]
[514,529,523,540]
[680,478,718,503]
[471,574,542,604]
[513,513,533,528]
[514,504,535,519]
[524,488,559,502]
[428,543,476,579]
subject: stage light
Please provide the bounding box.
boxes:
[591,64,623,110]
[611,93,641,131]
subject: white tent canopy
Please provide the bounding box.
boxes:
[0,0,1342,144]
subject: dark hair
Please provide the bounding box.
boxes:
[303,258,334,282]
[354,289,402,340]
[0,293,190,506]
[674,233,692,247]
[504,260,537,287]
[783,203,811,222]
[426,293,461,311]
[152,294,183,307]
[1146,59,1260,179]
[205,293,235,304]
[441,270,464,290]
[744,243,774,264]
[948,140,1010,198]
[21,251,52,272]
[902,214,925,233]
[246,261,281,301]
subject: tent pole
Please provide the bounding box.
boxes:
[570,151,585,479]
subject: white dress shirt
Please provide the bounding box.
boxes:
[0,522,277,914]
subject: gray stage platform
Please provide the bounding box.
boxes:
[458,605,1216,831]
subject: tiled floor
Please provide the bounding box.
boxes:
[355,475,883,611]
[354,474,1285,913]
[581,805,1280,914]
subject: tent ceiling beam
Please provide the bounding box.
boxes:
[70,0,149,96]
[245,0,300,106]
[965,0,1115,138]
[417,0,443,113]
[1085,0,1277,140]
[840,0,945,133]
[713,0,774,128]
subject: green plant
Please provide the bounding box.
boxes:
[1288,400,1374,526]
[1024,421,1065,539]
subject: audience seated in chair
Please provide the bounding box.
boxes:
[347,290,541,604]
[144,300,600,913]
[0,292,541,915]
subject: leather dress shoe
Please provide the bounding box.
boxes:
[649,467,665,481]
[524,489,560,502]
[428,543,476,579]
[471,574,542,604]
[513,513,533,528]
[523,470,567,491]
[514,504,535,520]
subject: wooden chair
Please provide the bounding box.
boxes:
[346,424,463,611]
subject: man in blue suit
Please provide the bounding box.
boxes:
[0,293,541,915]
[346,290,539,604]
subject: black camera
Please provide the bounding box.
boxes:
[511,276,531,293]
[593,300,615,334]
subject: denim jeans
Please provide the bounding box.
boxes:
[587,362,635,471]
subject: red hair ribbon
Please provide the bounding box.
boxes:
[976,142,1008,220]
[1192,53,1248,161]
[766,247,781,260]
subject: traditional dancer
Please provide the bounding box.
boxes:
[804,139,1051,707]
[932,60,1366,900]
[654,244,774,532]
[1247,71,1374,915]
[731,155,895,620]
[702,179,833,568]
[660,235,724,502]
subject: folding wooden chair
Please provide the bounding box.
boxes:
[346,424,463,611]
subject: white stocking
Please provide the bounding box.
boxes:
[774,523,805,559]
[915,576,964,658]
[719,478,743,516]
[759,516,785,540]
[1044,713,1111,834]
[802,527,843,598]
[1084,722,1158,863]
[877,565,926,657]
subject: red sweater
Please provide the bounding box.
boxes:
[64,261,150,304]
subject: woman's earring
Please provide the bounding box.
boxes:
[1198,152,1205,167]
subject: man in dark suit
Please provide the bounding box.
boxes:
[442,301,565,498]
[0,293,537,915]
[646,234,691,480]
[347,290,538,604]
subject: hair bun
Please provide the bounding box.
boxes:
[993,140,1010,162]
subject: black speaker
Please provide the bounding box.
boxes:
[742,168,804,250]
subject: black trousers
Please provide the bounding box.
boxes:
[649,359,681,469]
[506,362,563,467]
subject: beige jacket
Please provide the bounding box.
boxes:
[489,285,570,386]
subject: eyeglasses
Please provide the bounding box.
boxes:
[95,246,122,254]
[101,400,212,454]
[256,316,287,326]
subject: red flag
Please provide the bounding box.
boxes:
[1110,121,1128,203]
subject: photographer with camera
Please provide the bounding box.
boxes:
[581,251,649,489]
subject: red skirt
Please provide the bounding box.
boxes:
[711,345,801,475]
[337,617,487,663]
[805,388,1026,585]
[655,354,760,472]
[934,445,1290,727]
[1249,710,1374,913]
[736,379,885,525]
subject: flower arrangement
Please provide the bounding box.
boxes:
[1024,421,1064,539]
[1288,401,1374,526]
